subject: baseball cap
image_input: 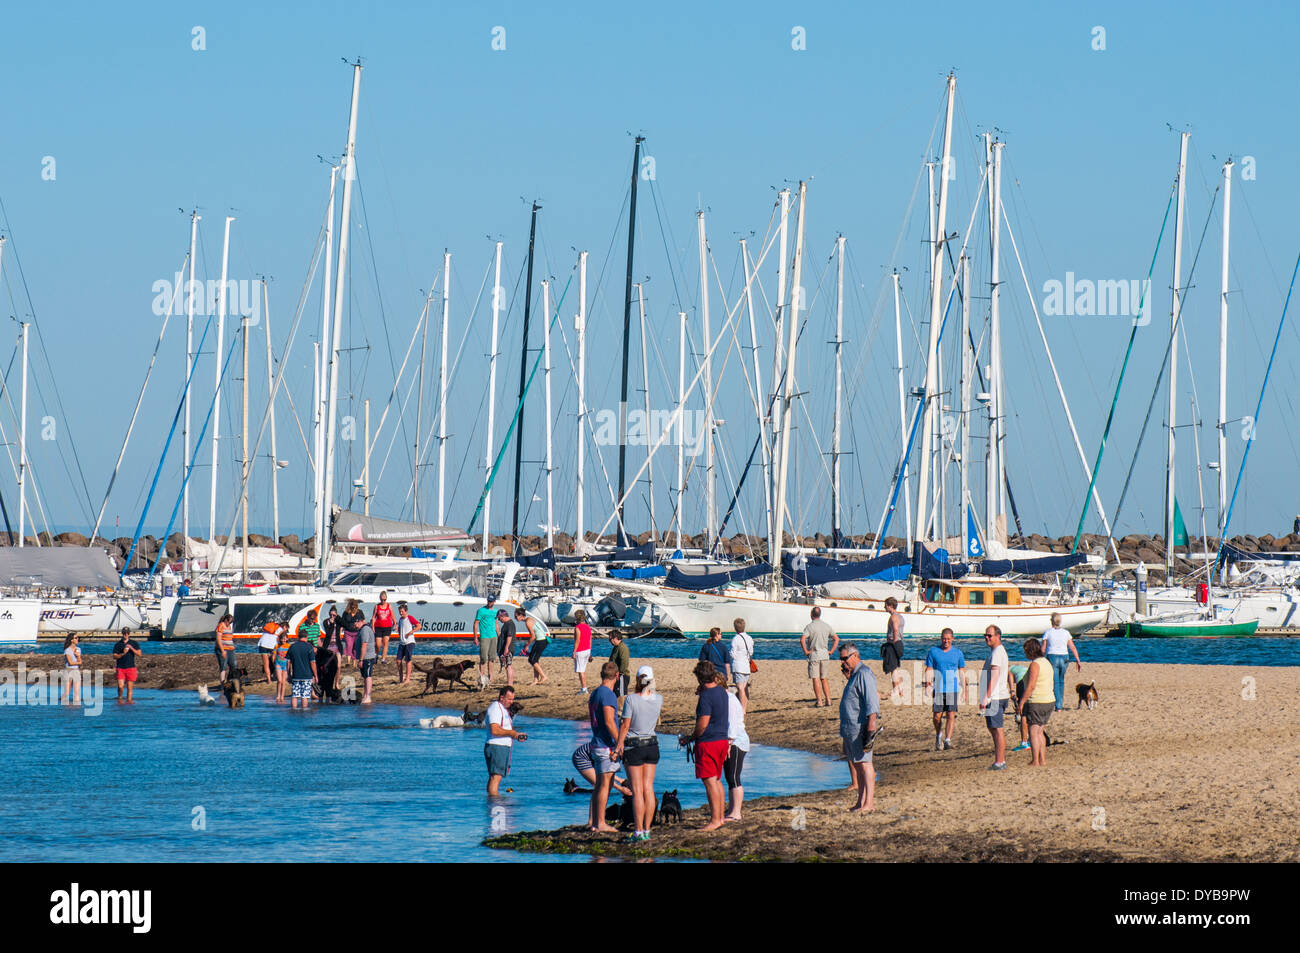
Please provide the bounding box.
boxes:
[636,664,654,680]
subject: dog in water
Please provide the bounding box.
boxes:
[413,658,478,695]
[1075,680,1099,710]
[221,667,248,709]
[563,778,592,794]
[197,683,216,706]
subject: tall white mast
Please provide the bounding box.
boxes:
[675,309,686,551]
[182,212,199,567]
[322,61,362,573]
[240,317,250,584]
[696,210,716,547]
[915,73,956,547]
[741,239,773,554]
[832,234,845,546]
[1166,131,1189,575]
[315,165,336,564]
[209,215,234,550]
[990,138,1007,531]
[636,282,656,539]
[438,251,451,526]
[768,189,791,563]
[984,133,999,543]
[892,270,913,549]
[542,279,554,554]
[262,279,280,542]
[772,181,808,586]
[483,240,503,554]
[17,322,28,547]
[1217,158,1233,538]
[960,253,971,556]
[575,251,588,548]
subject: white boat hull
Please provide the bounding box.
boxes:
[1107,587,1300,628]
[38,601,148,634]
[0,598,42,643]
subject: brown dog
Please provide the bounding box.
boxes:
[413,658,478,695]
[1075,680,1098,710]
[221,667,249,709]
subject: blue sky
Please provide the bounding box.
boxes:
[1,0,1298,545]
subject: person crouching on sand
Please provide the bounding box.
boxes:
[517,607,550,685]
[838,642,879,813]
[681,661,731,832]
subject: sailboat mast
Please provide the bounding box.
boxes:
[438,251,451,526]
[636,282,656,540]
[1218,158,1233,538]
[542,279,554,555]
[576,251,588,549]
[512,201,541,546]
[916,73,956,547]
[991,139,1007,529]
[322,62,363,573]
[262,279,279,542]
[960,253,971,557]
[772,181,808,587]
[415,283,430,524]
[1166,131,1189,575]
[696,210,716,548]
[892,270,913,550]
[741,239,774,554]
[675,309,686,551]
[832,234,845,548]
[209,215,234,553]
[768,189,791,564]
[316,165,336,567]
[17,322,28,547]
[241,317,250,584]
[617,137,644,542]
[183,211,199,568]
[484,240,503,555]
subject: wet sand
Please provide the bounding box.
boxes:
[8,648,1296,862]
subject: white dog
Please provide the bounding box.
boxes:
[419,715,466,729]
[197,683,216,706]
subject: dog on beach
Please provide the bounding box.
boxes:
[1075,680,1099,710]
[563,778,592,794]
[413,658,478,695]
[421,702,520,729]
[477,671,491,691]
[657,790,682,826]
[197,683,216,706]
[221,667,248,709]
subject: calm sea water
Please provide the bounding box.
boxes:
[0,689,838,862]
[31,633,1300,667]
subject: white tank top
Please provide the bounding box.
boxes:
[1042,627,1071,654]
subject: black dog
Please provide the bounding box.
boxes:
[414,658,478,695]
[221,667,249,709]
[563,778,592,794]
[605,796,638,830]
[314,647,342,703]
[657,790,683,826]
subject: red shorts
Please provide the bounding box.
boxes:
[116,668,138,683]
[694,739,730,780]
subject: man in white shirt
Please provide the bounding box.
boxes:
[730,618,754,711]
[396,602,417,685]
[979,624,1013,771]
[485,685,527,796]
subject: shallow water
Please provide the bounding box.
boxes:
[0,690,838,862]
[29,632,1300,666]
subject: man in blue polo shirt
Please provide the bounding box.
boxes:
[924,627,966,751]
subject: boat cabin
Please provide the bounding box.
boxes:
[922,580,1022,606]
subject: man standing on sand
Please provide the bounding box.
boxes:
[486,685,527,796]
[112,627,144,703]
[357,622,376,705]
[286,626,318,710]
[495,609,517,685]
[474,595,499,683]
[880,596,905,701]
[588,662,622,832]
[924,628,965,751]
[681,661,730,832]
[396,602,417,685]
[730,618,754,712]
[608,631,631,697]
[800,606,839,707]
[979,624,1012,770]
[838,642,879,813]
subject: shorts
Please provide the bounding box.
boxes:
[881,640,903,674]
[724,746,747,788]
[694,738,730,780]
[374,625,393,641]
[1023,701,1054,728]
[116,667,138,683]
[499,652,514,668]
[292,678,313,699]
[343,632,358,658]
[734,672,750,687]
[808,658,831,679]
[571,743,594,774]
[259,645,275,657]
[484,742,511,778]
[593,746,619,775]
[479,640,495,665]
[623,736,660,767]
[275,660,288,673]
[983,697,1010,729]
[527,640,548,666]
[359,658,375,678]
[397,642,415,663]
[574,650,591,673]
[933,691,960,713]
[842,736,873,764]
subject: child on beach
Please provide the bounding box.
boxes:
[274,632,290,703]
[572,608,593,695]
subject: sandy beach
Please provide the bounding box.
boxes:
[9,648,1296,862]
